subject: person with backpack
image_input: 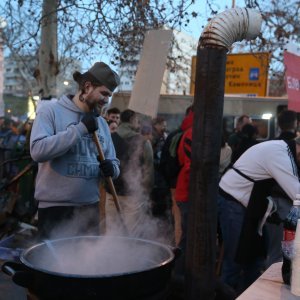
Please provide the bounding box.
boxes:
[159,106,193,245]
[172,108,194,279]
[106,109,154,234]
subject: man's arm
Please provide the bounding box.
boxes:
[30,107,87,162]
[265,146,300,201]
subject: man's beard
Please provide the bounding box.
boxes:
[95,103,106,115]
[85,97,107,111]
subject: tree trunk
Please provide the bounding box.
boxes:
[0,29,4,116]
[37,0,58,99]
[185,47,227,299]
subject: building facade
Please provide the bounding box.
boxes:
[3,55,81,98]
[4,55,37,97]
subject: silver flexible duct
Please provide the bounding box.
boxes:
[199,7,262,50]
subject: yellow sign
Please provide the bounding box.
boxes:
[190,52,270,97]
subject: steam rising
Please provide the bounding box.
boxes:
[32,138,174,275]
[104,138,173,245]
[24,236,173,276]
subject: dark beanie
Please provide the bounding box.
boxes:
[73,62,120,92]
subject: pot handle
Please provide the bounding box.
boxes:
[2,261,34,288]
[2,261,25,276]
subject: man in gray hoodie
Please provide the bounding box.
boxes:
[30,62,120,239]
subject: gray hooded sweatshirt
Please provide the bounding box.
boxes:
[30,95,119,208]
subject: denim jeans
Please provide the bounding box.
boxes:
[218,193,265,292]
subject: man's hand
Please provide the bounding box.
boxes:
[99,159,114,177]
[81,112,99,133]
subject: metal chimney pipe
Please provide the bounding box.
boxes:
[199,7,262,50]
[185,7,262,300]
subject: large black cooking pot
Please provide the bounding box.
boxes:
[2,235,179,300]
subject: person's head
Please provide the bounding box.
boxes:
[120,109,140,131]
[107,120,118,133]
[241,124,258,140]
[10,120,20,134]
[2,118,12,131]
[185,105,194,116]
[278,110,297,132]
[73,62,119,112]
[107,107,121,124]
[152,117,167,135]
[141,124,152,141]
[236,114,252,132]
[21,120,33,135]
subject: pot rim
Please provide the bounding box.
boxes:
[20,235,175,278]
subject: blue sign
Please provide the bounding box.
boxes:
[249,68,259,81]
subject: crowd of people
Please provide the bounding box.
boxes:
[83,102,300,298]
[1,61,300,298]
[0,116,32,179]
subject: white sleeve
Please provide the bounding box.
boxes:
[264,145,300,201]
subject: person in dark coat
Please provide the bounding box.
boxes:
[106,109,154,235]
[227,114,252,153]
[231,123,258,164]
[275,109,297,141]
[150,117,169,218]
